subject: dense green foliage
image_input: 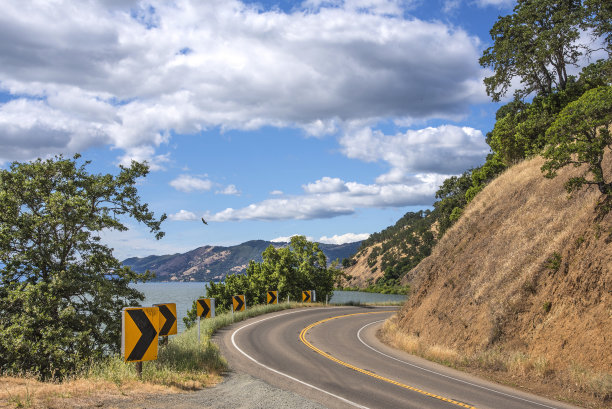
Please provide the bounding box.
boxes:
[0,155,165,379]
[183,236,339,328]
[542,85,612,194]
[433,171,473,235]
[479,0,603,102]
[487,61,611,167]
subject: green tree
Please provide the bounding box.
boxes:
[584,0,612,55]
[542,85,612,195]
[480,0,587,101]
[433,171,473,235]
[487,60,611,166]
[465,153,508,203]
[0,155,165,379]
[184,236,338,328]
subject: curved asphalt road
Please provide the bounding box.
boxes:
[214,307,580,409]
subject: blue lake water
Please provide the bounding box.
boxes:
[131,282,407,333]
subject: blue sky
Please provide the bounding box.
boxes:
[0,0,519,259]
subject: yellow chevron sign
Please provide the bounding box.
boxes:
[233,295,245,311]
[122,307,160,362]
[302,290,312,303]
[267,290,278,304]
[153,303,177,336]
[196,298,215,318]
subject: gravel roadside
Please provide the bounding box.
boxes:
[104,371,329,409]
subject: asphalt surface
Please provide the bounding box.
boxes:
[214,306,581,409]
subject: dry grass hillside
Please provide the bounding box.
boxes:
[341,210,438,289]
[391,155,611,406]
[343,244,385,287]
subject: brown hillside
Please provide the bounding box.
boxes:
[397,155,612,377]
[343,244,385,287]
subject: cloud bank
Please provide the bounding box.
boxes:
[0,0,485,164]
[271,232,369,245]
[206,124,488,221]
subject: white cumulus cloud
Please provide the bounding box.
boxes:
[271,234,315,243]
[216,184,240,196]
[204,124,488,222]
[169,175,213,193]
[340,125,489,184]
[0,0,486,164]
[303,177,348,194]
[318,233,370,244]
[207,174,446,222]
[168,209,198,221]
[474,0,514,7]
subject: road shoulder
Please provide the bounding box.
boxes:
[105,371,329,409]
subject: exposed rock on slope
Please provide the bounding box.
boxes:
[397,155,612,373]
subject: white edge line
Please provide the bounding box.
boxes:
[230,308,371,409]
[357,320,562,409]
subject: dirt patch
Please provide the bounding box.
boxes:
[0,372,326,409]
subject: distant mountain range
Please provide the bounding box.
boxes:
[122,240,361,282]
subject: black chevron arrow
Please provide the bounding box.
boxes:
[157,304,176,336]
[267,291,277,304]
[233,295,244,311]
[197,299,210,317]
[303,291,310,302]
[127,309,157,361]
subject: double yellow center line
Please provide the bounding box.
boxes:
[299,312,477,409]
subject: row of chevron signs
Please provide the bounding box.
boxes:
[122,289,317,362]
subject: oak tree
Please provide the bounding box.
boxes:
[0,155,165,379]
[542,86,612,195]
[480,0,587,101]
